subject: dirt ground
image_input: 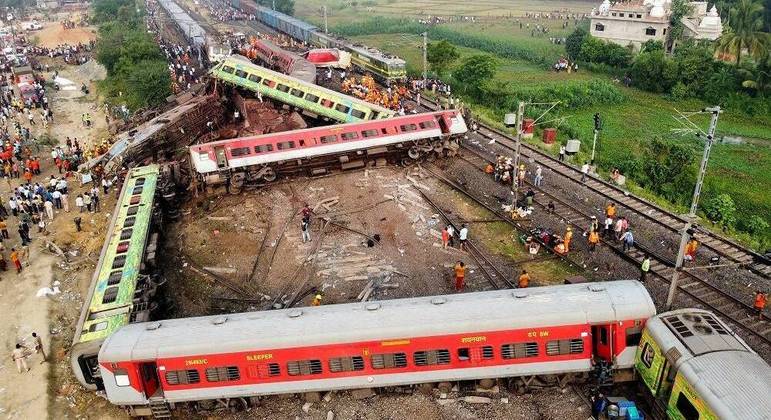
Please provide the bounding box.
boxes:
[0,50,113,419]
[34,20,97,48]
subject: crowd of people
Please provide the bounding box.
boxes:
[27,42,94,65]
[158,40,202,93]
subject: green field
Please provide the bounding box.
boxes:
[297,2,771,248]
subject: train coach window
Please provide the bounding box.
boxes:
[481,345,495,359]
[107,271,123,286]
[276,84,290,93]
[287,360,322,376]
[321,99,334,108]
[221,65,235,74]
[400,124,418,132]
[290,88,305,98]
[120,228,133,241]
[165,369,200,385]
[546,339,584,356]
[127,206,139,216]
[640,343,654,369]
[329,356,365,373]
[124,217,136,228]
[205,366,241,382]
[132,186,143,195]
[371,352,408,369]
[341,132,358,141]
[362,129,379,138]
[335,104,351,114]
[457,348,470,361]
[304,93,320,103]
[675,392,699,420]
[277,141,296,150]
[262,79,276,88]
[230,147,251,157]
[255,144,274,153]
[102,286,119,304]
[247,363,281,378]
[600,328,608,345]
[320,135,337,144]
[112,254,127,270]
[114,369,130,387]
[247,74,262,83]
[351,109,366,119]
[626,326,643,346]
[419,121,437,129]
[414,349,451,366]
[501,342,539,359]
[135,177,145,185]
[235,69,247,79]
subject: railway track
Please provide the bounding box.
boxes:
[419,96,771,280]
[456,145,771,347]
[415,189,513,290]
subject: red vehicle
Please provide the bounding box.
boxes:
[97,281,655,416]
[189,110,467,188]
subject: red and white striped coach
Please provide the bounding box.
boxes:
[98,280,655,416]
[188,110,467,186]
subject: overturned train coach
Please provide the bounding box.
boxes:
[99,281,656,416]
[189,110,467,189]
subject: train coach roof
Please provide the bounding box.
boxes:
[679,351,771,419]
[100,281,655,361]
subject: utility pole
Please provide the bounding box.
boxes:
[422,32,428,87]
[272,0,275,10]
[591,112,600,166]
[666,106,721,309]
[511,101,525,207]
[323,5,328,33]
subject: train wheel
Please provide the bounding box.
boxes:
[261,167,277,182]
[425,152,437,163]
[401,157,415,167]
[408,146,421,160]
[437,382,453,394]
[432,140,443,152]
[229,173,245,195]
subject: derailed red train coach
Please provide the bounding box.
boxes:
[189,110,467,188]
[97,281,655,416]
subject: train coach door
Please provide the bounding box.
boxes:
[437,115,449,134]
[214,147,228,169]
[592,325,613,362]
[140,362,162,398]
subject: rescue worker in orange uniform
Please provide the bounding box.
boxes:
[311,293,322,306]
[588,230,600,252]
[606,203,616,219]
[754,291,767,320]
[454,261,466,292]
[485,163,494,175]
[563,226,573,253]
[518,270,530,288]
[684,239,698,262]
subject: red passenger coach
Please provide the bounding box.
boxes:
[189,110,467,189]
[98,281,655,416]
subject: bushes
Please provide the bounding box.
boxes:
[565,28,587,60]
[577,36,632,68]
[629,50,678,93]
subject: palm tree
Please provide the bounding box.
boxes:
[717,0,769,65]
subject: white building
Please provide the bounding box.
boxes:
[590,0,722,51]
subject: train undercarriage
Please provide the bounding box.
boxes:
[199,137,461,194]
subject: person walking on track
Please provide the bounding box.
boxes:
[454,261,466,292]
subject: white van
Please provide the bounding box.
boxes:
[21,21,42,31]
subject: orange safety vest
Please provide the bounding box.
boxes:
[606,205,616,218]
[755,293,767,310]
[518,274,530,288]
[454,264,465,279]
[588,231,599,244]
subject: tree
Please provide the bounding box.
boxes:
[578,36,631,67]
[743,214,769,234]
[565,28,588,60]
[427,40,459,77]
[703,193,737,230]
[641,40,664,53]
[452,54,498,97]
[737,53,771,94]
[630,50,679,92]
[717,0,768,65]
[123,60,173,110]
[668,0,694,48]
[641,138,696,204]
[257,0,295,15]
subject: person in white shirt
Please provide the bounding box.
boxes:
[581,162,589,183]
[75,195,84,212]
[459,224,469,251]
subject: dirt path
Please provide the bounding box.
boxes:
[0,252,54,419]
[0,55,109,419]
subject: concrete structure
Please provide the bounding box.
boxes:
[590,0,722,51]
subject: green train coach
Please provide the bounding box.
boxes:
[70,165,163,390]
[635,309,771,419]
[211,55,395,123]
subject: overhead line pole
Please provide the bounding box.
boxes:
[323,5,328,33]
[511,101,525,207]
[422,31,428,87]
[666,106,721,310]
